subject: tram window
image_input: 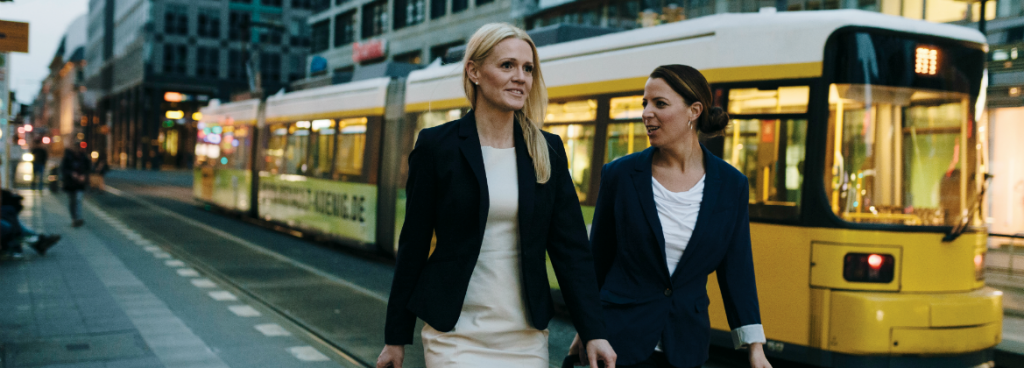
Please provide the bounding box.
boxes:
[309,119,335,178]
[723,118,808,207]
[414,109,464,145]
[265,124,288,174]
[544,124,596,202]
[727,86,810,115]
[609,96,644,120]
[546,99,597,123]
[285,121,311,175]
[334,117,368,178]
[605,122,650,163]
[824,83,979,227]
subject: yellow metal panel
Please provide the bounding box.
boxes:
[266,107,385,124]
[828,288,1002,354]
[891,322,1001,355]
[0,20,29,53]
[808,287,831,349]
[930,290,1003,327]
[810,242,902,291]
[899,232,985,292]
[405,98,471,113]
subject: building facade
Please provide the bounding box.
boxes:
[34,15,90,161]
[85,0,313,169]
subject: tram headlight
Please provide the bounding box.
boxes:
[975,253,985,281]
[843,253,895,283]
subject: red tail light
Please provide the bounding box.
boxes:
[975,253,985,281]
[844,253,895,283]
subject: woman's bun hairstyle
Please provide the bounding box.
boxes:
[650,65,729,138]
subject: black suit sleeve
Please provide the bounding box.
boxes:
[545,136,607,342]
[590,163,617,290]
[384,129,438,345]
[715,181,762,330]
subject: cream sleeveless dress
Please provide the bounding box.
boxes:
[421,146,549,368]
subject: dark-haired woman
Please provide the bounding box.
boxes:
[569,65,771,368]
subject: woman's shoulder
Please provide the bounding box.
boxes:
[705,151,747,187]
[415,118,463,148]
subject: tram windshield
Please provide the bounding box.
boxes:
[824,31,986,228]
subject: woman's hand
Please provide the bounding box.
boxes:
[586,339,616,368]
[748,343,772,368]
[376,344,404,368]
[568,333,585,365]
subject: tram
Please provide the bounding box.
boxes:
[195,9,1001,367]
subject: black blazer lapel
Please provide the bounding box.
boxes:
[631,147,671,284]
[670,144,722,285]
[512,121,536,244]
[458,112,489,237]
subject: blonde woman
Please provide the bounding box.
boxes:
[377,23,616,368]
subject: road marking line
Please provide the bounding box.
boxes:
[165,260,186,267]
[134,240,156,246]
[177,268,200,277]
[153,252,171,259]
[228,305,261,317]
[287,346,330,362]
[103,185,388,303]
[144,246,162,252]
[254,323,291,336]
[208,291,238,301]
[191,279,217,288]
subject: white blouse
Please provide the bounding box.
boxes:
[652,175,766,350]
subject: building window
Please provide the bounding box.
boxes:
[290,55,305,81]
[165,4,189,36]
[291,0,311,9]
[452,0,467,13]
[394,50,422,64]
[334,11,356,47]
[262,54,281,83]
[362,0,388,39]
[231,0,252,3]
[259,13,283,44]
[477,0,493,5]
[430,41,462,64]
[229,11,251,41]
[395,0,426,29]
[311,19,330,52]
[197,47,220,78]
[197,8,221,39]
[229,50,248,80]
[263,0,283,7]
[289,18,312,47]
[431,0,445,19]
[313,0,330,12]
[163,44,188,75]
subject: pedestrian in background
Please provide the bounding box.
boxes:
[91,152,110,192]
[31,140,49,191]
[61,144,91,227]
[571,65,771,368]
[378,23,616,368]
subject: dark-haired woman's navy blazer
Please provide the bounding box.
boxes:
[591,144,762,368]
[384,111,607,346]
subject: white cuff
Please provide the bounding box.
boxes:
[731,324,766,349]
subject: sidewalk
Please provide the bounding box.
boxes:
[0,190,346,368]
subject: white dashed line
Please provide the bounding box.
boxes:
[287,346,330,362]
[152,252,171,259]
[177,268,200,277]
[144,246,162,252]
[208,291,238,301]
[228,305,261,317]
[134,240,155,247]
[254,323,291,336]
[191,279,217,288]
[165,260,185,267]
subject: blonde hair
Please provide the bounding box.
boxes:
[463,23,551,184]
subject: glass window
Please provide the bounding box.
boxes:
[452,0,467,13]
[544,124,595,202]
[362,0,388,39]
[265,124,288,174]
[723,118,808,206]
[334,11,356,47]
[229,12,251,41]
[605,122,649,163]
[335,117,368,177]
[165,4,189,36]
[395,0,425,29]
[285,122,311,175]
[414,109,464,145]
[728,86,810,115]
[546,99,597,123]
[196,47,220,78]
[197,8,221,38]
[309,119,335,178]
[311,19,330,52]
[431,0,446,19]
[262,53,281,83]
[609,95,644,120]
[824,83,978,227]
[163,44,188,75]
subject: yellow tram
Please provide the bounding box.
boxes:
[197,9,1001,366]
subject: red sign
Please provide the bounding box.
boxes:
[761,120,775,143]
[352,40,387,63]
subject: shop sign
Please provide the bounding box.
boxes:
[352,40,387,63]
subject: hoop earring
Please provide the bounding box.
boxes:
[688,120,694,129]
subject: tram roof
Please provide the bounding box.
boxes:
[199,99,260,125]
[404,9,987,112]
[265,77,391,124]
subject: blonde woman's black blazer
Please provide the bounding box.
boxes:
[384,111,607,345]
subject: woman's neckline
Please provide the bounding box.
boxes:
[481,145,515,150]
[653,174,706,194]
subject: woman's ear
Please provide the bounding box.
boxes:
[690,101,704,121]
[466,61,479,85]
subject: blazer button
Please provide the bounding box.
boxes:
[664,288,672,296]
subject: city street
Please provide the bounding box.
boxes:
[1,170,787,368]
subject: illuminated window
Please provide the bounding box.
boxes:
[310,119,336,178]
[915,47,938,75]
[723,118,807,206]
[546,99,597,123]
[728,86,809,115]
[543,123,595,202]
[609,96,643,120]
[605,122,649,163]
[335,117,368,177]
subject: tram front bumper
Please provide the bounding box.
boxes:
[828,287,1003,355]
